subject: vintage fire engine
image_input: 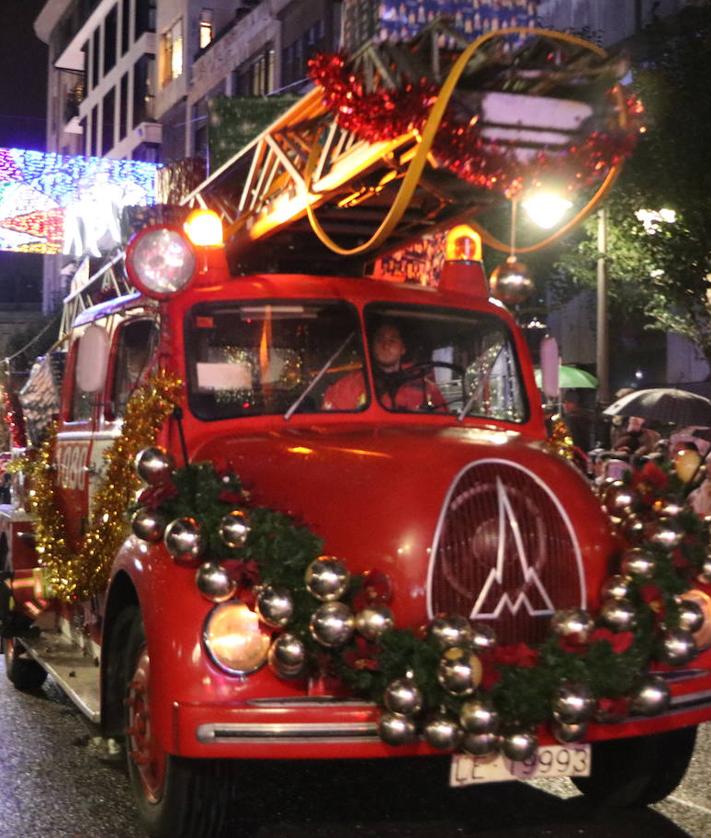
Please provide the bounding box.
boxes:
[2,24,711,838]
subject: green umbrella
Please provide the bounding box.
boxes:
[534,365,598,390]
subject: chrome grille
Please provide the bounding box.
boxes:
[428,460,584,645]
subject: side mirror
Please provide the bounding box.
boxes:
[539,335,560,400]
[76,324,110,393]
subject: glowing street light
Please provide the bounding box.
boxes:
[522,191,573,229]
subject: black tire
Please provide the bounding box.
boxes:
[3,636,48,691]
[117,606,238,838]
[572,726,697,807]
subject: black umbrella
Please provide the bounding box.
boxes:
[603,388,711,427]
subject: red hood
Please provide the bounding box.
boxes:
[193,424,616,637]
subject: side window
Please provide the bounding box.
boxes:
[111,319,159,417]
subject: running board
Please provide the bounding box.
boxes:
[20,631,101,723]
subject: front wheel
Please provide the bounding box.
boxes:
[572,727,697,807]
[3,636,47,691]
[118,606,238,838]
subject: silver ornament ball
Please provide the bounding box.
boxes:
[135,446,175,485]
[501,730,538,762]
[630,676,671,716]
[599,598,637,632]
[308,601,355,648]
[354,602,394,641]
[661,628,697,666]
[384,677,423,716]
[459,698,499,734]
[552,719,588,744]
[131,507,167,543]
[461,731,500,757]
[436,647,483,696]
[427,614,473,650]
[195,562,236,603]
[305,556,351,601]
[649,518,684,550]
[699,557,711,584]
[600,574,633,601]
[267,633,307,680]
[424,713,463,751]
[164,517,204,560]
[552,682,595,724]
[256,585,294,628]
[470,623,497,653]
[219,510,251,549]
[550,608,594,642]
[602,482,639,516]
[378,712,417,746]
[677,599,705,634]
[620,547,656,581]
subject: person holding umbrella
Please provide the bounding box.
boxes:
[612,415,661,462]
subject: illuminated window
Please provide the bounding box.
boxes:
[199,9,213,50]
[161,18,183,86]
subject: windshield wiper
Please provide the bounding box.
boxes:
[284,332,355,421]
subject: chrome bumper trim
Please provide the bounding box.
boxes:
[197,721,380,744]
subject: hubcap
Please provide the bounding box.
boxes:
[126,645,166,803]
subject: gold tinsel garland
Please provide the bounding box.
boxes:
[546,416,575,461]
[26,370,181,602]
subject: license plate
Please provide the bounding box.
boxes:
[450,744,591,787]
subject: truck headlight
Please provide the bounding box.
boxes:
[203,602,270,675]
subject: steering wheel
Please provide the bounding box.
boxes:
[382,361,466,411]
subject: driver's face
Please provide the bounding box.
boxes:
[372,325,405,371]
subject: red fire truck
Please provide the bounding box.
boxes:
[2,25,710,838]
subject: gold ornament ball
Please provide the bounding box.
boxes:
[489,258,534,306]
[674,448,702,484]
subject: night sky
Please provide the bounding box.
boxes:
[0,0,48,151]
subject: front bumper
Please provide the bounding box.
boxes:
[171,668,711,760]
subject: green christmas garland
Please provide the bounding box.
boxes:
[136,456,711,739]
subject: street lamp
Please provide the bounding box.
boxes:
[522,191,573,229]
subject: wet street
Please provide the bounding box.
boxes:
[2,656,711,838]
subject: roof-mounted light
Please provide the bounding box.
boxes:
[445,225,482,262]
[125,225,197,299]
[184,209,224,247]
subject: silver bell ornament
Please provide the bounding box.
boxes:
[354,602,394,641]
[219,510,250,549]
[461,731,500,757]
[470,623,497,653]
[267,633,308,680]
[309,601,355,648]
[424,712,464,751]
[427,614,473,650]
[599,598,637,632]
[378,712,416,746]
[501,730,538,762]
[677,598,705,634]
[620,547,656,581]
[131,507,167,543]
[630,676,671,716]
[459,698,499,734]
[649,518,684,550]
[600,574,633,601]
[436,647,483,696]
[135,446,175,485]
[552,719,588,744]
[660,628,697,666]
[164,517,204,561]
[550,608,594,643]
[195,562,236,603]
[552,682,595,724]
[305,556,350,602]
[383,677,423,716]
[256,585,294,628]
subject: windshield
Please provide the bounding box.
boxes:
[363,304,527,422]
[185,300,527,423]
[186,301,367,419]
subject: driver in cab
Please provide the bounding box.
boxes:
[323,321,446,412]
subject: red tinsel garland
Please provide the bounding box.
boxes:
[3,388,26,449]
[309,52,641,197]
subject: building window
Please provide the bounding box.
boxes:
[91,27,100,90]
[121,0,131,55]
[233,47,275,97]
[105,5,118,75]
[161,18,183,87]
[136,0,157,39]
[133,55,154,127]
[90,105,98,156]
[119,72,129,140]
[102,88,115,154]
[199,9,214,50]
[282,20,325,87]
